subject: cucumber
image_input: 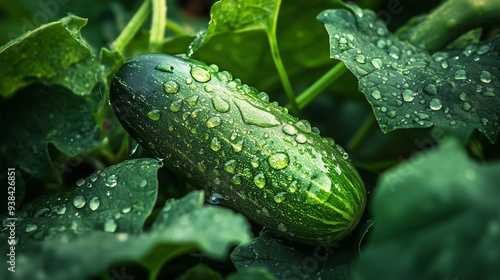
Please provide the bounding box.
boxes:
[110,54,366,243]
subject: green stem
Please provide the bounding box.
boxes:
[149,0,167,52]
[347,112,376,151]
[267,33,298,114]
[111,0,151,53]
[292,62,347,111]
[399,0,500,52]
[165,21,189,36]
[267,0,297,114]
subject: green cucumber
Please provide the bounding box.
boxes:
[110,53,366,243]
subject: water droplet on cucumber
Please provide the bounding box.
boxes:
[253,173,265,188]
[163,80,179,94]
[147,109,161,121]
[268,153,289,170]
[190,66,211,82]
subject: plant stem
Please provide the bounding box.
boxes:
[267,0,297,114]
[347,112,376,151]
[399,0,500,52]
[111,0,151,53]
[292,62,347,111]
[267,33,298,114]
[149,0,167,53]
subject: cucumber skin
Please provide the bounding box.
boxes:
[110,54,366,243]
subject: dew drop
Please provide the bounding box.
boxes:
[462,102,472,112]
[206,116,222,128]
[89,172,98,182]
[429,98,442,110]
[253,173,265,188]
[355,54,366,63]
[441,61,448,69]
[73,195,86,208]
[454,69,467,80]
[76,178,85,187]
[208,193,224,204]
[268,153,290,170]
[482,118,489,126]
[232,140,243,152]
[459,93,467,101]
[387,110,397,118]
[140,179,148,188]
[25,223,38,232]
[231,174,242,185]
[169,99,183,112]
[376,39,386,49]
[402,89,414,102]
[224,159,236,173]
[251,157,260,168]
[477,45,490,55]
[214,177,221,185]
[212,96,230,112]
[104,218,117,233]
[163,80,179,94]
[295,120,312,133]
[259,92,270,102]
[480,71,492,83]
[89,197,100,211]
[274,192,286,203]
[388,45,400,59]
[197,161,207,172]
[210,137,222,151]
[190,67,211,82]
[56,206,67,215]
[105,174,118,187]
[371,90,381,99]
[424,84,437,95]
[296,134,307,144]
[233,99,280,127]
[147,109,161,121]
[155,63,174,73]
[122,207,131,214]
[277,223,287,232]
[282,124,297,136]
[185,95,199,106]
[289,181,299,193]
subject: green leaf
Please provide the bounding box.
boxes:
[354,140,500,280]
[175,264,223,280]
[0,84,100,180]
[0,15,98,99]
[227,268,277,280]
[188,0,280,54]
[231,219,373,280]
[1,186,251,280]
[317,4,500,143]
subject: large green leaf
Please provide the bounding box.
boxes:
[0,84,100,181]
[354,140,500,280]
[231,219,373,280]
[0,15,98,99]
[318,4,500,143]
[1,178,251,280]
[188,0,280,54]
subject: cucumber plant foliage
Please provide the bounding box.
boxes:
[0,0,499,279]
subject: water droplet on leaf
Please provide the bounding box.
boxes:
[105,174,118,187]
[89,197,100,210]
[73,195,86,208]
